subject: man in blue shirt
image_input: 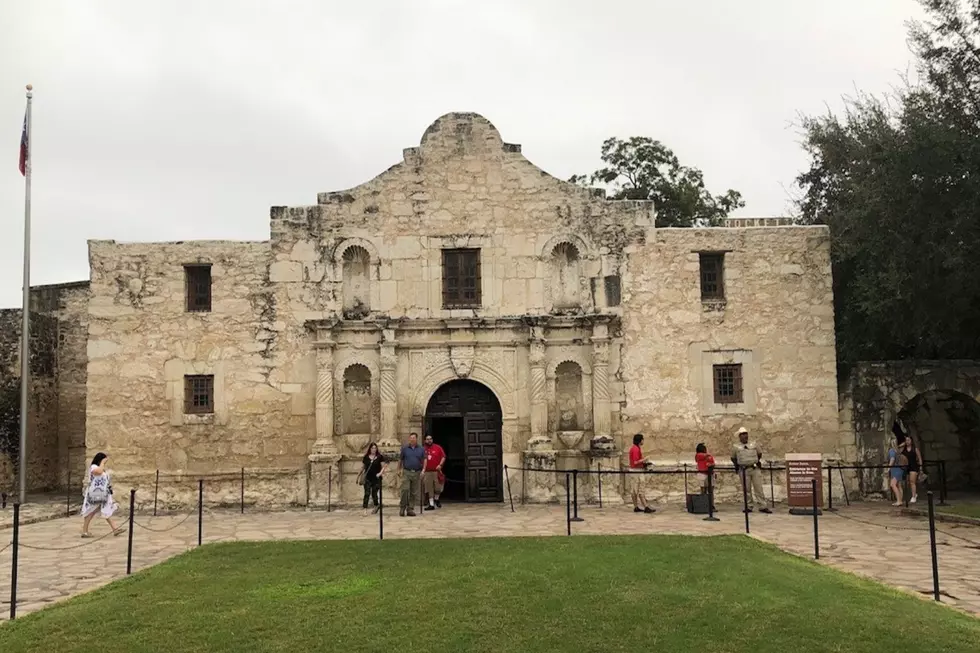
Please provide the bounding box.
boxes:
[398,432,426,517]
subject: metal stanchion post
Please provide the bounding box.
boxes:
[521,466,526,505]
[704,471,719,522]
[2,492,6,509]
[240,467,245,514]
[928,491,940,601]
[740,468,750,534]
[505,465,514,513]
[66,466,71,517]
[811,479,820,560]
[197,479,203,547]
[597,462,603,509]
[838,465,851,506]
[378,482,384,541]
[127,489,136,575]
[826,465,836,512]
[327,466,332,513]
[565,472,571,536]
[938,462,949,506]
[683,463,689,497]
[153,469,159,517]
[768,461,775,508]
[10,503,20,620]
[570,469,584,522]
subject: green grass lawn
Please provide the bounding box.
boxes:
[939,503,980,519]
[1,535,978,653]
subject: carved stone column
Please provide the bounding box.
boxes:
[379,328,398,446]
[311,343,338,456]
[590,323,614,452]
[528,329,552,451]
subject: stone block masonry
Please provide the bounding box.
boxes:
[0,111,848,508]
[0,281,89,494]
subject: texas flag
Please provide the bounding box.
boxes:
[18,112,28,176]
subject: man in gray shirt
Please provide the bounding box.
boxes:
[398,432,426,517]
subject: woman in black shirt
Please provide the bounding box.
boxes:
[358,442,388,512]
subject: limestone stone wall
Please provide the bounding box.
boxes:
[618,226,840,465]
[75,112,848,508]
[84,240,318,492]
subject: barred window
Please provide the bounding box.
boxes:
[699,253,725,301]
[184,375,214,414]
[185,265,212,312]
[712,364,743,404]
[442,249,481,308]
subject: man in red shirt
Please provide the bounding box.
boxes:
[422,434,446,510]
[627,433,655,513]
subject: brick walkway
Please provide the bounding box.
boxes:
[1,502,978,622]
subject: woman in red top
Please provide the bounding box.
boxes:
[627,433,655,514]
[695,443,718,511]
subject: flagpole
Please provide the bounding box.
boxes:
[18,84,33,505]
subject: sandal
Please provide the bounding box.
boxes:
[112,528,124,536]
[81,532,93,538]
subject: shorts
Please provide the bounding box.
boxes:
[697,472,710,487]
[889,468,904,481]
[422,470,444,495]
[626,469,644,494]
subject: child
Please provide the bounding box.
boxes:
[695,443,718,511]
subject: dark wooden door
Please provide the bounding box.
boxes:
[424,380,502,503]
[464,414,501,502]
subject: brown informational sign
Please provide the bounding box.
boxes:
[785,453,823,511]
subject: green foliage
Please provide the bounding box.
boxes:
[571,136,743,227]
[796,0,980,363]
[2,536,979,653]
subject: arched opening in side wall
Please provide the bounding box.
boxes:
[896,390,980,492]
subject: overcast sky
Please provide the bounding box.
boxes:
[0,0,922,307]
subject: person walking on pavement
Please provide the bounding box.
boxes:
[422,434,446,510]
[398,433,426,517]
[731,427,771,514]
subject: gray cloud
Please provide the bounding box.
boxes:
[0,0,921,306]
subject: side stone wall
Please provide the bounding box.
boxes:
[0,281,88,493]
[619,226,840,464]
[84,240,315,500]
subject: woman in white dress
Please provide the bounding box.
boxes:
[80,452,122,538]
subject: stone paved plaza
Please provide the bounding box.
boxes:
[1,501,979,622]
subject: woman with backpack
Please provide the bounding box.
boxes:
[80,452,122,538]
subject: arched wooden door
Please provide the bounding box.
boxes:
[424,380,503,502]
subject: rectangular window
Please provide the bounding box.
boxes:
[185,264,212,312]
[699,253,725,301]
[184,375,214,414]
[712,364,743,404]
[604,275,621,307]
[442,249,481,308]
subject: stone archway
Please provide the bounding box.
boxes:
[424,379,502,503]
[897,390,980,491]
[843,360,980,494]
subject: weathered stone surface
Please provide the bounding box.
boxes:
[0,282,89,494]
[2,113,849,507]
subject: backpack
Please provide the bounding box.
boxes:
[87,472,109,503]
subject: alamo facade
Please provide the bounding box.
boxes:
[0,113,842,507]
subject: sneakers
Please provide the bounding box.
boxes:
[910,496,918,504]
[643,507,655,514]
[759,508,772,514]
[634,507,643,513]
[424,505,435,511]
[407,510,416,517]
[399,508,406,517]
[435,499,442,508]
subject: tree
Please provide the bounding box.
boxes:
[570,137,743,227]
[796,0,980,365]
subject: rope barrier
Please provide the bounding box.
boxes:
[826,509,980,547]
